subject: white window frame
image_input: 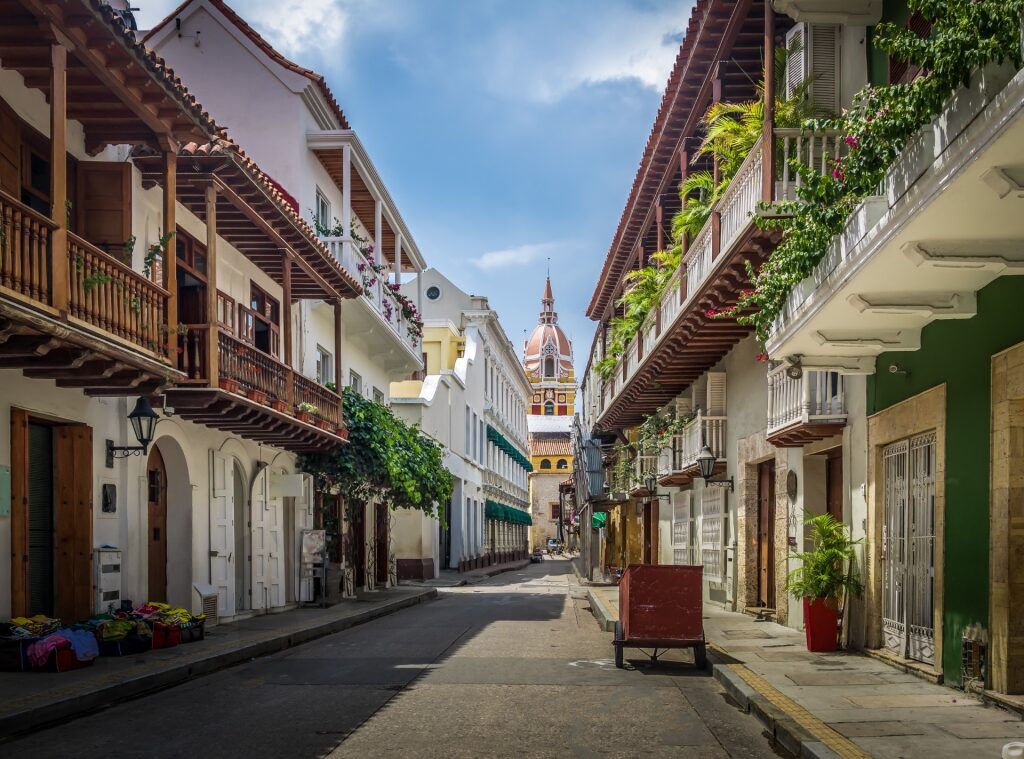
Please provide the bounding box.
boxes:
[372,387,384,405]
[315,187,332,231]
[348,369,362,395]
[315,344,333,386]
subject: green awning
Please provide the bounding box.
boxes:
[485,498,533,526]
[486,425,533,472]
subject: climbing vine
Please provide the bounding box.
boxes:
[728,0,1024,345]
[298,387,453,518]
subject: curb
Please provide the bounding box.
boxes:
[585,587,617,632]
[710,655,848,759]
[0,588,437,740]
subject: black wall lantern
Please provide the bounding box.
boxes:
[696,445,734,491]
[106,397,159,465]
[644,474,670,502]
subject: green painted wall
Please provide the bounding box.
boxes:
[869,276,1024,683]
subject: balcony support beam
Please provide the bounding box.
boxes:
[762,0,776,203]
[162,145,178,358]
[333,298,344,392]
[49,42,68,313]
[282,250,294,408]
[205,182,219,386]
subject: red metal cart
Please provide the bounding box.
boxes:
[613,564,706,669]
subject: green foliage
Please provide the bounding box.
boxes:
[784,513,863,604]
[143,231,174,281]
[298,388,453,519]
[636,407,694,454]
[735,0,1024,344]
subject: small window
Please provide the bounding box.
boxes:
[217,291,235,333]
[544,356,556,378]
[373,387,384,405]
[426,285,441,301]
[556,459,568,470]
[540,459,551,470]
[349,370,362,394]
[551,503,561,520]
[315,188,331,233]
[544,401,554,416]
[316,345,333,386]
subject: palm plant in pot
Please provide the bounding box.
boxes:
[784,513,863,652]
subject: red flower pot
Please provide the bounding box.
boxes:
[296,410,313,424]
[803,597,839,652]
[218,377,241,394]
[245,388,267,405]
[336,427,349,440]
[270,399,288,413]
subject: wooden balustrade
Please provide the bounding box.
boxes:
[293,372,342,428]
[177,324,210,380]
[775,128,847,201]
[68,232,169,358]
[218,331,288,400]
[0,189,56,305]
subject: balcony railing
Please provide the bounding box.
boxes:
[632,453,660,491]
[664,412,727,477]
[767,366,847,436]
[1,189,171,361]
[293,371,342,428]
[322,236,420,356]
[775,129,846,202]
[69,233,170,359]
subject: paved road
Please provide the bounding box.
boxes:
[6,559,781,758]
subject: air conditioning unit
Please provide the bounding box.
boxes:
[785,22,841,115]
[94,548,122,613]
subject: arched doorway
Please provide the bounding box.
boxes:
[149,436,192,608]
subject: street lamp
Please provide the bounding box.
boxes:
[644,473,669,500]
[696,445,734,491]
[106,397,159,464]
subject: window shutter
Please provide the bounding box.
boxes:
[672,490,693,565]
[701,487,724,582]
[808,23,840,114]
[705,372,727,416]
[784,23,807,100]
[0,99,19,196]
[76,162,132,263]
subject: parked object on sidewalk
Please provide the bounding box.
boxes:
[531,549,545,563]
[612,564,706,669]
[784,513,863,652]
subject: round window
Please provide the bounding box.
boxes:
[426,285,441,301]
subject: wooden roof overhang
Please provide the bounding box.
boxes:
[162,388,346,453]
[135,144,362,300]
[0,303,178,397]
[307,131,425,272]
[1,0,220,155]
[586,0,782,322]
[595,225,780,431]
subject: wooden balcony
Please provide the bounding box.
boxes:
[628,453,660,497]
[0,190,175,394]
[166,329,346,453]
[766,367,847,447]
[658,412,727,487]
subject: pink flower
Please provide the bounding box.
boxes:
[755,352,769,363]
[844,135,859,149]
[705,308,718,318]
[832,166,845,181]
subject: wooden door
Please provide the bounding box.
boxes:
[147,447,167,603]
[642,501,653,564]
[757,460,776,609]
[27,423,54,617]
[250,467,269,610]
[52,425,93,622]
[209,450,235,616]
[76,162,131,262]
[352,504,366,588]
[826,448,843,520]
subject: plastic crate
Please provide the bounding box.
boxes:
[98,634,152,657]
[0,638,34,672]
[149,622,181,649]
[179,620,205,644]
[37,648,94,672]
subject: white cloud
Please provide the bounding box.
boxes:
[472,241,561,271]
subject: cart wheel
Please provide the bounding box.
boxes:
[694,641,707,670]
[614,621,624,669]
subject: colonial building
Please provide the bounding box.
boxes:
[392,269,531,576]
[144,0,428,595]
[525,277,574,548]
[0,0,354,623]
[576,0,1024,696]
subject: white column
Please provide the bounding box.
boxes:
[341,144,352,259]
[416,270,423,315]
[395,233,403,285]
[374,199,383,266]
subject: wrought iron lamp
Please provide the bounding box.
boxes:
[696,445,734,491]
[106,397,159,464]
[644,473,669,501]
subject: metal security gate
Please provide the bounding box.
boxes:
[882,432,936,665]
[671,490,695,565]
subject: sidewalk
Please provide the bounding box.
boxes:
[580,581,1024,759]
[0,586,436,740]
[401,558,533,588]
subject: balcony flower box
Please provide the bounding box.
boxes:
[245,388,268,405]
[218,377,241,395]
[270,398,289,413]
[296,410,314,424]
[336,427,349,441]
[317,419,333,431]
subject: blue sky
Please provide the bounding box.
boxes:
[137,0,688,367]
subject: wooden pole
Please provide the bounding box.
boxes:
[333,298,343,392]
[50,43,68,313]
[282,250,294,407]
[162,147,178,359]
[205,182,219,385]
[762,1,777,203]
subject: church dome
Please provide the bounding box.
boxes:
[524,276,573,380]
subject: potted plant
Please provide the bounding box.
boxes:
[270,397,289,413]
[246,387,268,405]
[785,513,863,652]
[218,376,241,394]
[336,426,349,441]
[296,402,317,424]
